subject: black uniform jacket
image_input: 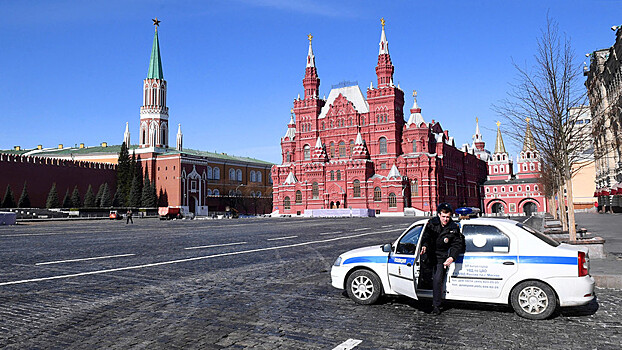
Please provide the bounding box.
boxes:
[420,216,465,265]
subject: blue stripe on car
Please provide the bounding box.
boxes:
[343,256,387,264]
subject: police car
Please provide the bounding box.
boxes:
[331,216,595,320]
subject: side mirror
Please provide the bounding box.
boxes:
[381,243,392,253]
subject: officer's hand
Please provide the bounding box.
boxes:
[420,246,426,254]
[443,257,454,267]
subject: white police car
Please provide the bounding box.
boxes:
[331,217,595,319]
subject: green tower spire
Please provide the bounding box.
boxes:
[147,19,163,80]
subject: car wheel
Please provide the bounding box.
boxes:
[346,270,382,305]
[510,281,557,320]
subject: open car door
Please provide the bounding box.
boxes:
[387,223,425,299]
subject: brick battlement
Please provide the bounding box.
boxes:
[0,153,117,170]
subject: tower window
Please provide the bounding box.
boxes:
[312,182,319,199]
[304,145,311,160]
[339,141,346,157]
[295,190,302,204]
[374,187,382,201]
[284,196,291,210]
[336,170,341,181]
[353,180,361,197]
[379,137,387,154]
[388,193,397,208]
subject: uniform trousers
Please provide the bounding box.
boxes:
[432,262,447,308]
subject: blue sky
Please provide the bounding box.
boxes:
[1,0,620,164]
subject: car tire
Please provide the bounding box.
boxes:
[346,270,382,305]
[510,280,557,320]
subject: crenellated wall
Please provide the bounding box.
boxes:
[0,153,117,208]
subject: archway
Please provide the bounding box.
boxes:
[491,202,504,215]
[336,201,341,209]
[330,201,335,209]
[523,202,537,216]
[189,195,198,214]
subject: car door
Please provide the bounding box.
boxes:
[387,224,424,299]
[447,223,519,300]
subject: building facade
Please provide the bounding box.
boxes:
[483,121,547,216]
[585,29,622,212]
[271,21,488,216]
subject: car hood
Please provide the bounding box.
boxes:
[340,245,389,261]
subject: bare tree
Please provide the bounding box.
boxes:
[495,16,592,241]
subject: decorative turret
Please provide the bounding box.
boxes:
[351,132,370,160]
[517,117,540,179]
[487,121,513,180]
[522,117,536,151]
[375,18,394,87]
[311,137,327,161]
[283,112,296,141]
[303,34,320,99]
[176,124,183,151]
[406,90,425,127]
[140,18,169,148]
[473,117,485,151]
[387,164,402,179]
[123,122,131,147]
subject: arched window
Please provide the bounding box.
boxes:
[336,170,341,181]
[295,190,302,204]
[339,141,346,157]
[213,189,220,196]
[257,172,262,182]
[256,191,261,198]
[412,179,419,196]
[250,171,256,182]
[284,196,291,210]
[214,168,220,180]
[304,145,311,160]
[353,180,361,197]
[413,140,417,153]
[207,166,212,179]
[236,169,242,181]
[330,170,335,181]
[207,189,213,196]
[312,182,319,199]
[349,140,354,154]
[388,193,397,208]
[374,187,382,201]
[329,142,335,157]
[321,122,325,130]
[379,137,387,154]
[229,169,235,180]
[286,151,291,163]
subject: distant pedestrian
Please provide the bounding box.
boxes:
[126,209,133,224]
[420,203,465,315]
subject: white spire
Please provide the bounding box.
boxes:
[387,164,401,178]
[284,171,298,184]
[473,117,483,142]
[123,122,130,146]
[283,114,296,140]
[406,92,425,127]
[369,81,373,89]
[176,123,183,151]
[355,132,364,145]
[315,136,323,148]
[379,18,389,55]
[306,34,315,68]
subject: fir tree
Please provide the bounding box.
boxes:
[18,181,31,208]
[2,184,16,208]
[112,188,124,207]
[62,189,72,208]
[129,175,142,207]
[141,176,158,207]
[150,182,158,208]
[46,183,60,208]
[117,142,132,201]
[95,183,105,207]
[100,183,112,207]
[158,188,168,207]
[83,185,96,208]
[71,186,81,208]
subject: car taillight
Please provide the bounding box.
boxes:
[578,251,589,277]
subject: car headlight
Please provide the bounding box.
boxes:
[333,256,342,267]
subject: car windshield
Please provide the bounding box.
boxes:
[516,223,560,247]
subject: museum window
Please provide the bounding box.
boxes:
[236,169,242,181]
[207,189,212,196]
[353,180,361,197]
[336,170,341,181]
[304,145,311,160]
[214,167,220,180]
[213,189,220,196]
[330,170,335,181]
[374,187,382,201]
[379,137,387,154]
[388,193,397,208]
[229,169,235,180]
[191,181,197,191]
[329,142,335,157]
[349,140,354,154]
[257,172,262,182]
[339,141,346,157]
[250,171,256,182]
[284,196,291,210]
[207,166,212,179]
[295,190,302,204]
[312,182,319,199]
[413,140,417,153]
[412,179,419,196]
[286,151,291,163]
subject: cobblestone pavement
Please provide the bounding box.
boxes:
[0,217,620,349]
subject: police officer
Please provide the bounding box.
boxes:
[420,203,465,315]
